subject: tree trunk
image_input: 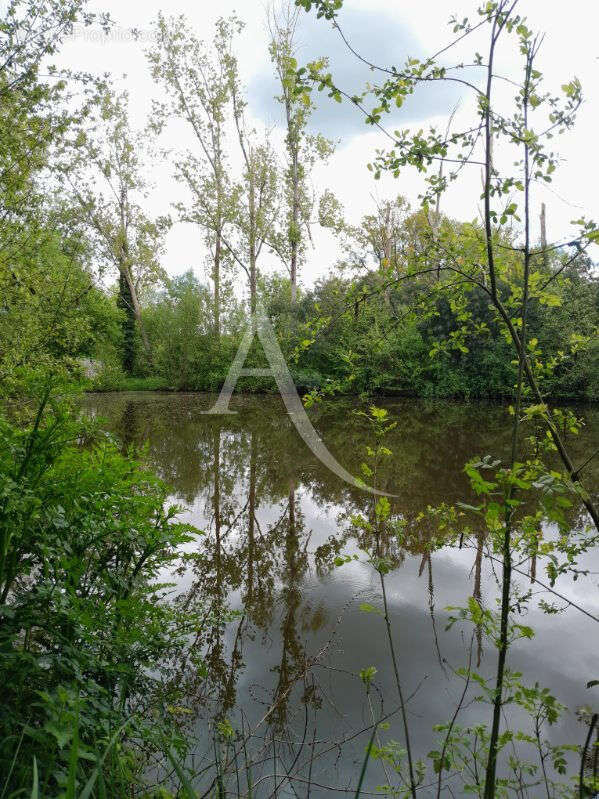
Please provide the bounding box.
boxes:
[289,130,299,305]
[540,202,548,270]
[382,206,392,307]
[118,207,151,366]
[214,228,221,339]
[248,164,257,316]
[120,263,152,365]
[117,270,136,375]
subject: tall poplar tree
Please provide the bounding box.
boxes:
[148,15,239,339]
[269,2,335,304]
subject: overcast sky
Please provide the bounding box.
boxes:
[58,0,599,289]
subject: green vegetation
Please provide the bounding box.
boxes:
[0,384,203,796]
[0,2,203,794]
[86,374,173,393]
[0,0,598,796]
[81,239,599,400]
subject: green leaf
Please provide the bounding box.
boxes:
[66,710,80,799]
[30,757,39,799]
[359,666,377,688]
[79,717,133,799]
[359,602,381,615]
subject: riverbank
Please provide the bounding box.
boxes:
[82,376,599,405]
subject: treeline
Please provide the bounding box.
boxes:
[93,203,599,401]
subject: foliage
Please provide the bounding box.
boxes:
[0,386,203,796]
[1,0,599,795]
[91,217,598,400]
[324,405,594,798]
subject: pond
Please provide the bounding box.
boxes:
[81,392,599,797]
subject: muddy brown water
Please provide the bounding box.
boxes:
[81,392,599,797]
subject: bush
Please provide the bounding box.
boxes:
[0,388,202,795]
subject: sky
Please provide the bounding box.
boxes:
[57,0,599,289]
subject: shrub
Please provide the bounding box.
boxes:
[0,389,202,795]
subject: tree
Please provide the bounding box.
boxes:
[294,1,599,796]
[0,0,102,296]
[295,0,598,525]
[229,62,279,316]
[62,86,167,373]
[0,0,118,386]
[148,14,241,340]
[336,195,414,311]
[269,2,335,304]
[0,0,107,93]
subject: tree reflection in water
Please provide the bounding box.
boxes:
[82,392,599,796]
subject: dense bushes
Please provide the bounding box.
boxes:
[87,243,598,401]
[0,387,202,795]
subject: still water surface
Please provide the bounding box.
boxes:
[82,392,599,796]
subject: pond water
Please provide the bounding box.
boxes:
[81,392,599,797]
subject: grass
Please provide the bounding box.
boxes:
[84,376,173,393]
